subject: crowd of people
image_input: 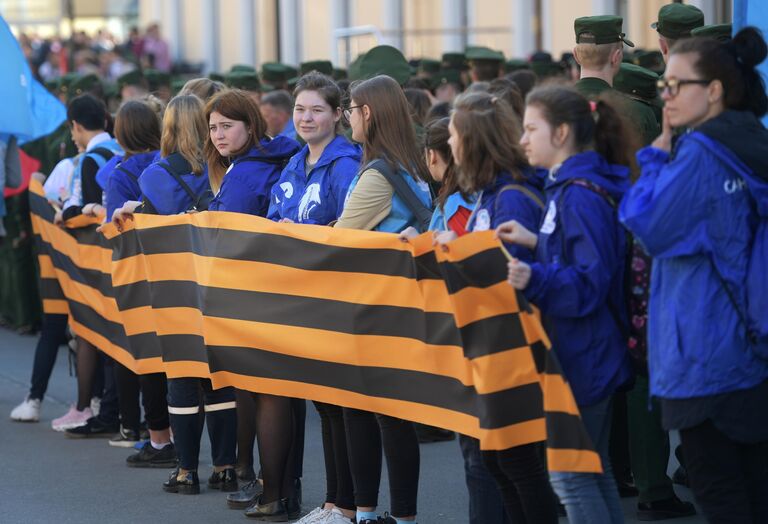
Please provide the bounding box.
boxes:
[4,3,768,524]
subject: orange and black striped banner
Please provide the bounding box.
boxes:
[29,179,601,473]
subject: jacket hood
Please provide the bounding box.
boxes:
[694,111,768,217]
[121,151,158,173]
[286,134,361,171]
[237,135,301,163]
[548,151,630,200]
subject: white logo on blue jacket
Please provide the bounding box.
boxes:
[298,183,322,222]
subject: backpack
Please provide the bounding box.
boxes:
[141,153,212,214]
[365,159,433,233]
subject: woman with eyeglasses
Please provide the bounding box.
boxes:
[620,27,768,523]
[333,74,432,524]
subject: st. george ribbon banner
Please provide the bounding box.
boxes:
[28,178,600,473]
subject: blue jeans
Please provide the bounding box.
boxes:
[550,397,624,524]
[29,313,68,400]
[459,435,510,524]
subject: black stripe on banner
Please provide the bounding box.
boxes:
[36,238,114,298]
[39,278,65,301]
[113,224,442,281]
[440,248,510,293]
[460,313,529,359]
[545,411,596,451]
[68,225,105,247]
[29,192,56,223]
[117,280,462,347]
[206,344,545,430]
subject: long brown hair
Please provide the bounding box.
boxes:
[204,89,269,193]
[425,117,458,209]
[350,75,430,182]
[114,100,161,159]
[525,86,637,170]
[160,95,207,175]
[451,91,528,195]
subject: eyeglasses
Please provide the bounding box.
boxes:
[343,105,363,120]
[656,78,710,97]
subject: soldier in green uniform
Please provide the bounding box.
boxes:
[465,46,504,83]
[691,23,733,42]
[573,16,659,145]
[145,68,172,102]
[260,62,294,91]
[225,70,262,104]
[652,3,704,63]
[614,63,662,128]
[117,69,149,101]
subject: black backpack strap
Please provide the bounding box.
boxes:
[88,146,116,163]
[115,164,139,183]
[156,153,198,202]
[365,159,432,231]
[495,184,545,219]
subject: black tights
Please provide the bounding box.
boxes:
[75,337,100,411]
[254,393,295,504]
[235,389,258,476]
[316,401,355,510]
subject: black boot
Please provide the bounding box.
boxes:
[163,468,200,495]
[244,496,289,521]
[208,467,238,492]
[637,494,697,521]
[227,479,263,509]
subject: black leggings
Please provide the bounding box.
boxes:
[316,401,355,510]
[482,443,559,523]
[114,364,169,431]
[344,408,420,518]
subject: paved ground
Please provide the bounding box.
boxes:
[0,326,705,523]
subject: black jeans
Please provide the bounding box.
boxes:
[316,401,355,510]
[114,364,169,431]
[343,408,419,518]
[29,313,68,400]
[459,435,510,524]
[167,377,236,470]
[681,419,768,524]
[482,443,559,524]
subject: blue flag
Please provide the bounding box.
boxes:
[0,15,66,143]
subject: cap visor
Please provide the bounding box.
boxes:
[622,37,635,48]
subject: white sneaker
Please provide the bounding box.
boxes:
[10,397,41,422]
[323,508,354,524]
[295,507,331,523]
[90,396,101,417]
[51,405,93,431]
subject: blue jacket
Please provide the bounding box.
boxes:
[100,151,158,219]
[526,151,633,406]
[209,136,300,216]
[139,157,211,216]
[467,168,545,263]
[620,110,768,400]
[267,135,360,224]
[428,192,476,232]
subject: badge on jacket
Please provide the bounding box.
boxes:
[540,201,557,235]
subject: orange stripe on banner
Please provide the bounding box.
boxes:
[29,179,45,197]
[64,214,103,228]
[433,230,505,263]
[477,418,547,450]
[50,266,121,324]
[112,253,454,313]
[31,215,42,234]
[547,448,604,474]
[450,281,522,328]
[470,347,540,394]
[36,219,109,273]
[540,373,582,416]
[39,255,56,278]
[119,306,159,336]
[42,299,69,315]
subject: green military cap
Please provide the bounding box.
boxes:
[431,69,462,90]
[353,45,411,85]
[58,72,80,96]
[230,64,256,73]
[691,23,732,42]
[530,61,563,78]
[103,82,119,100]
[144,69,171,91]
[44,78,61,92]
[419,58,441,75]
[652,3,704,40]
[575,15,635,47]
[632,50,665,74]
[225,71,261,91]
[347,54,365,81]
[615,63,659,101]
[70,73,102,97]
[300,60,333,76]
[441,52,468,70]
[332,68,347,80]
[171,78,186,96]
[208,72,225,82]
[465,46,505,62]
[261,62,293,83]
[504,59,530,73]
[117,69,146,90]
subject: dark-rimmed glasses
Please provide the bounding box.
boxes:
[657,78,710,97]
[343,105,363,120]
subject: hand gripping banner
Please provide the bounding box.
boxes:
[29,179,601,473]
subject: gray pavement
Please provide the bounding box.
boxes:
[0,326,705,523]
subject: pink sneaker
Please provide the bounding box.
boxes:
[51,405,93,432]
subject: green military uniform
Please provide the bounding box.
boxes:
[260,62,294,91]
[574,16,659,145]
[691,23,732,42]
[615,63,662,132]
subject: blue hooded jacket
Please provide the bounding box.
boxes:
[467,168,545,263]
[100,151,158,219]
[139,157,211,216]
[620,110,768,400]
[267,135,360,224]
[209,135,300,216]
[526,151,633,406]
